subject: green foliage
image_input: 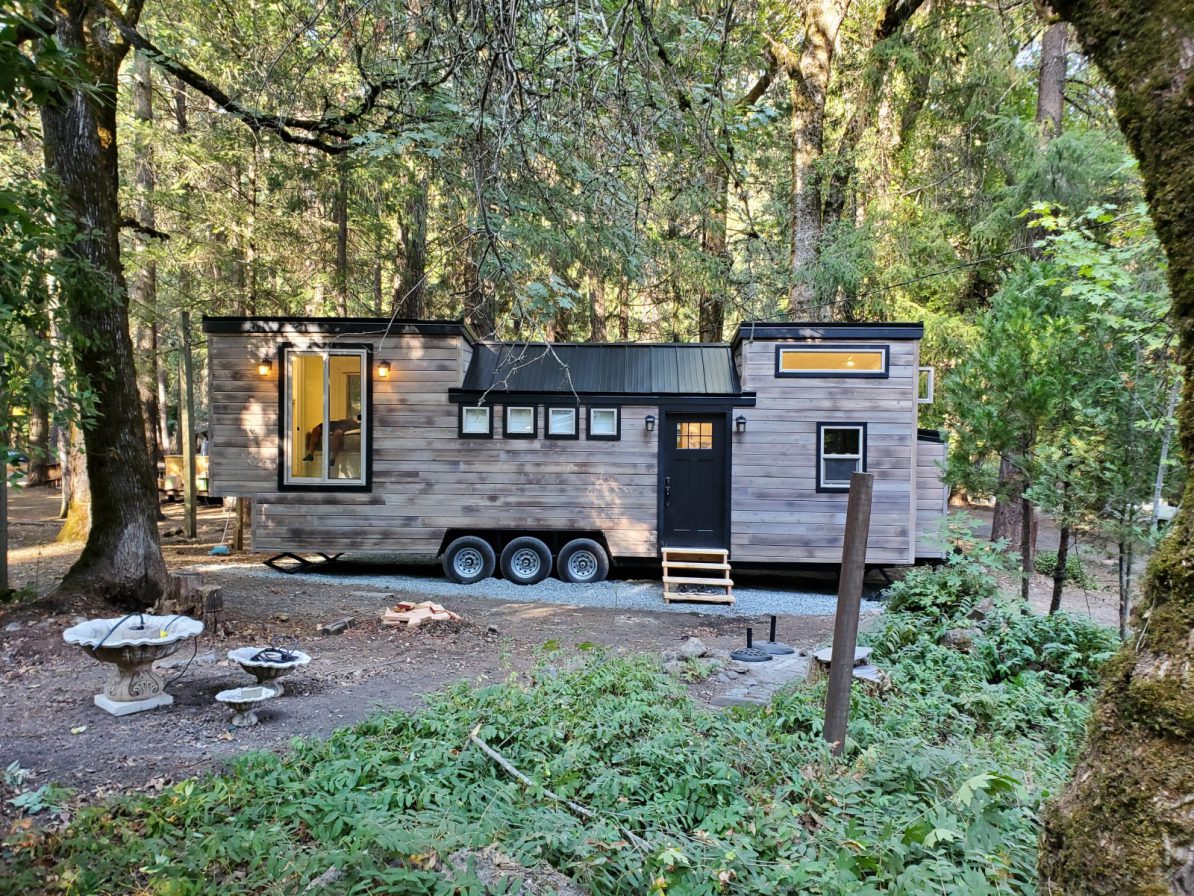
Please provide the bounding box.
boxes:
[975,611,1119,692]
[4,608,1109,896]
[885,522,1011,617]
[1034,550,1096,589]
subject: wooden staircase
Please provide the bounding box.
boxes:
[662,547,734,605]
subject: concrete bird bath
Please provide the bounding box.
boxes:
[215,685,278,727]
[227,647,311,696]
[63,615,204,716]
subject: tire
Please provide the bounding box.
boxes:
[500,536,553,585]
[556,538,609,584]
[442,536,496,584]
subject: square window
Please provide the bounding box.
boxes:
[505,406,536,438]
[460,405,492,437]
[676,421,714,450]
[547,407,577,438]
[818,424,866,491]
[588,407,620,440]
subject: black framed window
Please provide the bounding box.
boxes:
[546,406,579,439]
[281,347,370,489]
[776,344,889,378]
[587,407,620,440]
[817,423,867,491]
[459,404,493,438]
[504,405,537,439]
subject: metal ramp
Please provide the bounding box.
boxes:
[661,547,734,605]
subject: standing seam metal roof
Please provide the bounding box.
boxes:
[460,343,742,396]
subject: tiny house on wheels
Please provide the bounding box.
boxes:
[202,317,947,600]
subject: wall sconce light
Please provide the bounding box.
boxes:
[735,415,747,433]
[257,358,272,376]
[645,414,656,432]
[377,360,391,378]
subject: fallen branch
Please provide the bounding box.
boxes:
[468,726,651,853]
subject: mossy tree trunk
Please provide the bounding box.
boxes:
[1038,2,1194,893]
[37,1,167,610]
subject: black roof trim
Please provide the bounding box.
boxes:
[731,321,925,350]
[449,389,757,408]
[917,428,946,443]
[201,316,477,342]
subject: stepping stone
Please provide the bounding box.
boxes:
[811,645,872,666]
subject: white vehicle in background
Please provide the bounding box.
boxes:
[1141,500,1179,527]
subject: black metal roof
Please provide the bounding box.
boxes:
[459,342,744,397]
[201,316,478,340]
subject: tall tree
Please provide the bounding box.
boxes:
[1037,2,1194,892]
[30,0,167,607]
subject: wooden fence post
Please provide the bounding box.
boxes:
[823,471,874,756]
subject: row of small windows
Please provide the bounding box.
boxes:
[459,404,621,441]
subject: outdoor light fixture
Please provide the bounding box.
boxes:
[258,358,272,376]
[377,360,391,378]
[736,415,747,433]
[645,414,656,432]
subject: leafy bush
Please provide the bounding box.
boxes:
[977,610,1119,690]
[884,557,997,618]
[4,615,1107,896]
[1034,550,1096,588]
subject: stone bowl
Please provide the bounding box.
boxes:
[63,615,204,716]
[215,684,279,727]
[227,646,311,697]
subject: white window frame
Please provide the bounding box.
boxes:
[283,348,368,488]
[587,407,620,440]
[504,405,537,438]
[818,423,866,491]
[546,406,578,438]
[918,366,935,404]
[460,405,492,438]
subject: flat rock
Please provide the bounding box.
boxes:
[676,637,707,660]
[812,645,872,666]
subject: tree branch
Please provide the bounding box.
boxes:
[737,50,778,107]
[120,218,170,240]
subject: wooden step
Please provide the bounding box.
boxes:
[662,576,735,587]
[663,561,731,571]
[663,591,735,605]
[662,547,728,558]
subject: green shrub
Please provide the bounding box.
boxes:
[1034,549,1096,588]
[977,609,1119,690]
[885,556,998,618]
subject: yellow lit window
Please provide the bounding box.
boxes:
[676,421,714,450]
[777,346,888,376]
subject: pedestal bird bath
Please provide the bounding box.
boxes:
[63,614,204,716]
[215,685,278,727]
[227,647,311,696]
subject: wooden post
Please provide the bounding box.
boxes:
[1,348,8,596]
[233,496,248,551]
[179,311,197,539]
[823,471,874,756]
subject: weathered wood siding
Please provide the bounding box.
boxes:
[914,437,948,559]
[208,332,659,558]
[730,338,919,564]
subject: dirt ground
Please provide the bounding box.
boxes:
[1,487,1131,825]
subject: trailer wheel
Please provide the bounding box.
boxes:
[500,536,553,585]
[442,536,496,584]
[556,538,609,584]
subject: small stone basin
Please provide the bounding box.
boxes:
[227,646,311,696]
[63,615,204,716]
[215,685,278,727]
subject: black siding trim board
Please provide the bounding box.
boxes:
[448,389,757,407]
[731,321,924,352]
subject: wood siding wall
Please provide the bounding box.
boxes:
[914,438,948,559]
[730,338,919,564]
[208,332,659,558]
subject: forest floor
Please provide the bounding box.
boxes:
[0,486,1129,828]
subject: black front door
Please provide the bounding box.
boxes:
[660,413,729,548]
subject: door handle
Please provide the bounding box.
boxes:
[664,477,671,505]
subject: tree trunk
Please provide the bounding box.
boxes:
[1151,377,1180,531]
[56,424,90,538]
[395,175,428,317]
[1035,21,1068,140]
[1050,522,1070,614]
[588,276,607,343]
[334,161,349,314]
[618,281,630,340]
[1020,492,1034,602]
[25,394,50,487]
[991,457,1026,547]
[37,3,167,609]
[1038,2,1194,893]
[780,0,848,320]
[698,162,728,342]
